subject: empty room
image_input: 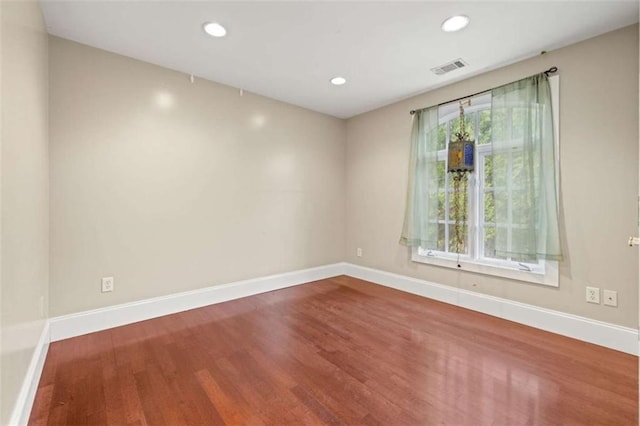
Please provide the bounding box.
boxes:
[1,0,639,425]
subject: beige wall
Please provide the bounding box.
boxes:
[1,1,49,423]
[346,25,639,328]
[49,37,346,316]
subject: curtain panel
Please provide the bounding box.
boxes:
[490,73,562,261]
[400,106,440,248]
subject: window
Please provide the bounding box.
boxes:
[412,76,559,286]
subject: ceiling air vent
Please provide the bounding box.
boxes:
[431,58,468,75]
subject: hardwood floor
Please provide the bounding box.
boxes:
[29,276,637,425]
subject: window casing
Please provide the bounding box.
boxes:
[412,76,559,287]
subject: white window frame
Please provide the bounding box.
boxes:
[412,75,560,287]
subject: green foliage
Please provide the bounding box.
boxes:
[478,110,491,144]
[437,123,447,150]
[450,112,475,141]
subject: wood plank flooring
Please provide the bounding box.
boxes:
[29,276,638,425]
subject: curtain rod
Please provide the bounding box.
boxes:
[409,66,558,115]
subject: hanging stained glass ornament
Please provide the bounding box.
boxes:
[447,100,474,256]
[448,100,474,173]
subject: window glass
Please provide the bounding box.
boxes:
[491,108,508,142]
[491,153,509,189]
[437,191,445,221]
[436,160,446,187]
[484,191,495,223]
[478,110,491,144]
[512,107,528,139]
[437,223,446,252]
[450,112,475,141]
[437,123,447,150]
[512,190,533,225]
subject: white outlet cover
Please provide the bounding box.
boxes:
[102,276,114,293]
[586,286,600,304]
[603,290,618,307]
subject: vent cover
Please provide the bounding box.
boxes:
[431,58,468,75]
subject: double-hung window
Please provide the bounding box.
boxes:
[411,76,560,286]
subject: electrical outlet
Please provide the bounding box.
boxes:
[586,286,600,304]
[356,247,362,257]
[102,276,114,293]
[603,290,618,307]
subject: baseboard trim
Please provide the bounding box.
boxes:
[9,321,50,426]
[344,263,638,355]
[49,263,347,342]
[48,261,638,355]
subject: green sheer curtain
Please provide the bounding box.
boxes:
[400,105,440,248]
[490,73,562,261]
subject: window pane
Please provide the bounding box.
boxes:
[450,113,475,142]
[478,110,491,144]
[511,151,526,185]
[437,191,445,220]
[448,224,468,254]
[512,107,527,139]
[511,227,536,262]
[491,153,509,188]
[483,225,507,260]
[466,111,476,140]
[491,109,508,141]
[484,155,493,188]
[494,226,509,259]
[437,123,447,150]
[437,160,446,187]
[494,190,509,222]
[450,117,460,140]
[512,190,533,225]
[483,225,495,257]
[437,223,446,252]
[484,190,495,223]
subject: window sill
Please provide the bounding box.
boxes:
[411,248,559,287]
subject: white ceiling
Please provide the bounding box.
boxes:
[40,1,638,119]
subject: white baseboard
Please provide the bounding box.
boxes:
[344,263,638,355]
[48,261,638,356]
[9,321,50,426]
[50,263,347,342]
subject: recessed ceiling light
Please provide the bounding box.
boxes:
[441,15,469,32]
[330,77,347,86]
[203,22,227,37]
